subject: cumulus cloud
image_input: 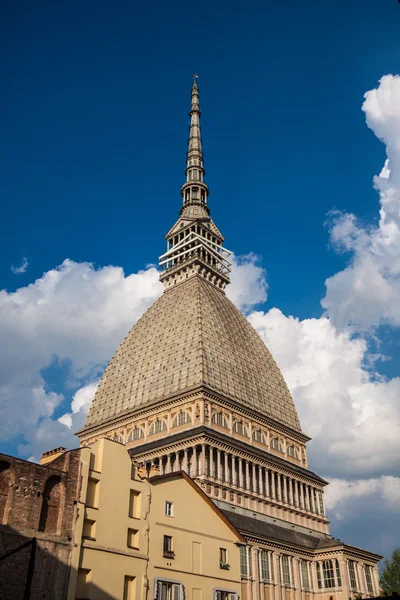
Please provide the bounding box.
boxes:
[227,253,268,311]
[0,259,162,457]
[11,257,29,274]
[324,476,400,558]
[248,309,400,479]
[322,75,400,331]
[0,254,266,460]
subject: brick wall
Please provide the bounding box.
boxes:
[0,449,82,600]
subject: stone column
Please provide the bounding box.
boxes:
[265,469,270,498]
[200,400,205,424]
[252,463,257,494]
[294,480,299,507]
[289,479,294,506]
[310,487,316,513]
[217,448,222,481]
[273,552,281,600]
[224,452,229,484]
[357,563,366,595]
[277,474,282,502]
[283,476,288,504]
[339,559,350,600]
[252,547,260,600]
[293,557,301,591]
[259,466,264,497]
[373,566,380,596]
[271,471,276,500]
[183,448,189,473]
[304,485,310,511]
[233,455,238,487]
[310,562,318,592]
[238,457,243,488]
[300,482,304,509]
[166,453,172,474]
[201,444,206,477]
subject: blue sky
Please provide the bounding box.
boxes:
[1,0,400,562]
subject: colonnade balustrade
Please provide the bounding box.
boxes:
[143,443,326,517]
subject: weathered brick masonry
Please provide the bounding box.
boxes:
[0,449,82,600]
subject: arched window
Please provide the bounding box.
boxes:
[0,461,13,523]
[39,475,62,535]
[233,422,248,437]
[172,411,190,428]
[149,419,167,435]
[287,445,298,459]
[252,430,265,444]
[128,427,144,442]
[211,412,228,429]
[271,438,283,452]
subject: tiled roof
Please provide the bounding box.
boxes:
[220,509,341,550]
[85,275,302,431]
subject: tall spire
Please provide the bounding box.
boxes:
[181,75,209,215]
[159,77,231,291]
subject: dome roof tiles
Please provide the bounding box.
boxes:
[84,276,302,432]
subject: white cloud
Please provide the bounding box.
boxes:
[227,253,268,311]
[322,75,400,331]
[0,259,162,456]
[248,308,400,479]
[11,257,29,275]
[0,254,265,461]
[325,476,400,515]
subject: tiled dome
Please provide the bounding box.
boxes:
[84,276,301,432]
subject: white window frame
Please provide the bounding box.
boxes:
[165,501,174,517]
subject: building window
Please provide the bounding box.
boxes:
[260,550,270,580]
[240,546,248,577]
[252,430,265,444]
[212,412,228,428]
[233,421,248,436]
[220,548,229,569]
[155,579,183,600]
[301,561,311,590]
[165,501,174,517]
[365,565,374,595]
[323,560,335,588]
[128,427,144,442]
[287,445,298,458]
[192,187,199,199]
[318,492,325,515]
[271,438,283,452]
[172,411,190,427]
[280,555,292,586]
[163,535,174,558]
[348,560,358,591]
[215,592,238,600]
[127,528,139,549]
[149,419,167,435]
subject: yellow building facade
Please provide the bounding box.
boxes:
[68,438,244,600]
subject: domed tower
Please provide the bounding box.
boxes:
[78,78,329,537]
